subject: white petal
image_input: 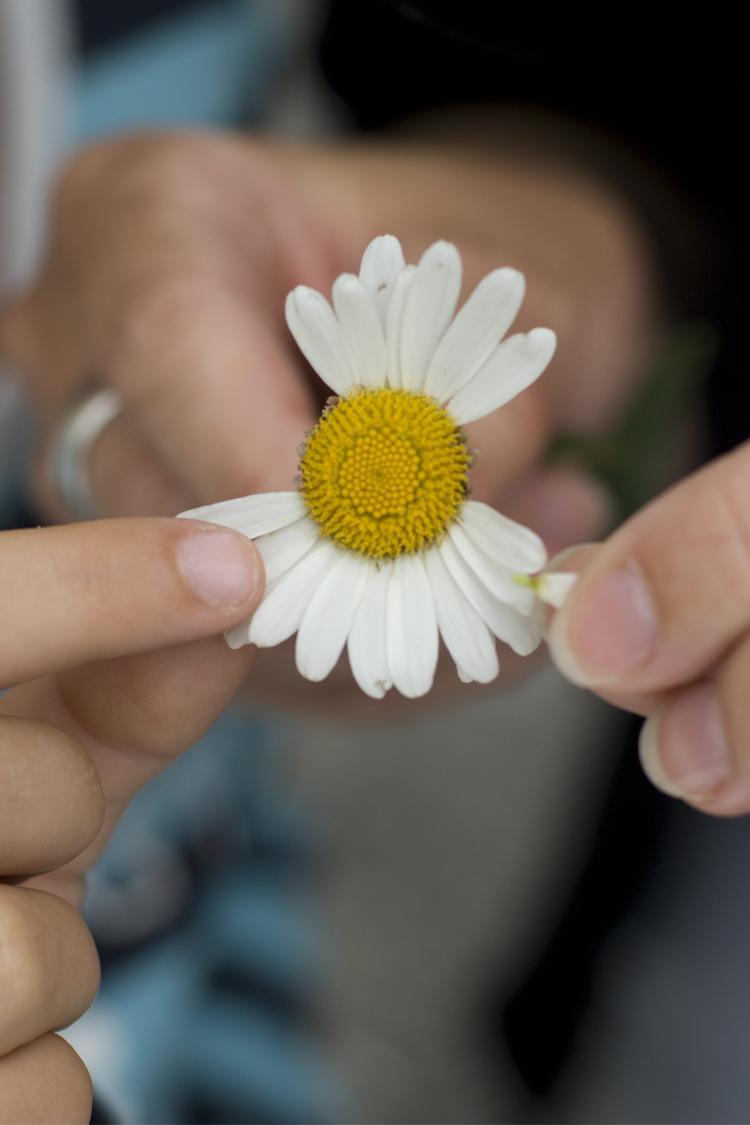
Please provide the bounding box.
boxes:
[448,328,557,425]
[440,537,540,656]
[448,524,534,614]
[423,268,525,403]
[521,596,547,657]
[295,551,368,681]
[224,616,253,650]
[179,491,306,538]
[255,517,319,583]
[385,264,416,389]
[386,553,439,698]
[332,273,386,388]
[359,235,406,328]
[423,548,499,684]
[347,562,393,699]
[227,538,336,650]
[400,241,462,392]
[460,500,548,573]
[536,571,578,610]
[285,286,357,396]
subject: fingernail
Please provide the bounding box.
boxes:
[177,530,261,609]
[546,543,599,571]
[548,561,657,686]
[639,683,730,799]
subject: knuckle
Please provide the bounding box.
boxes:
[53,139,123,210]
[52,133,219,224]
[127,134,213,190]
[88,133,224,204]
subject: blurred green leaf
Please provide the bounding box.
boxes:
[548,320,718,518]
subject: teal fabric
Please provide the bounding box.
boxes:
[82,714,340,1123]
[73,0,281,139]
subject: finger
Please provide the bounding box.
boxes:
[543,544,660,716]
[87,414,190,515]
[0,719,104,877]
[3,638,255,904]
[105,289,317,501]
[32,413,191,522]
[3,232,319,509]
[546,442,750,696]
[0,1033,92,1125]
[638,625,750,815]
[0,518,262,686]
[0,886,99,1057]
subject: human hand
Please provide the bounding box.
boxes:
[546,441,750,815]
[1,131,657,521]
[0,518,262,1123]
[0,131,660,707]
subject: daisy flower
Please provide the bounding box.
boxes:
[180,235,565,699]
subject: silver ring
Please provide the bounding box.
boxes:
[49,386,122,520]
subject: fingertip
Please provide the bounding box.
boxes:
[547,559,657,688]
[639,683,732,809]
[638,713,683,798]
[175,524,264,615]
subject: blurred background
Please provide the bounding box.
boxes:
[1,2,749,1123]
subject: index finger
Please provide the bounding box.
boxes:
[0,518,263,686]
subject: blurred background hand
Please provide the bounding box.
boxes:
[0,130,660,711]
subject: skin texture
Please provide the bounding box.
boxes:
[547,442,750,815]
[1,131,655,716]
[0,126,725,1116]
[0,518,262,1122]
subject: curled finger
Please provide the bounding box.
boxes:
[0,887,99,1058]
[639,626,750,815]
[0,1033,92,1125]
[0,719,104,878]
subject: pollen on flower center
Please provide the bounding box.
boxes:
[299,387,470,559]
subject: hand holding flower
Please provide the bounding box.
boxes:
[548,443,750,815]
[181,235,557,698]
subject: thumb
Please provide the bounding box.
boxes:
[546,442,750,696]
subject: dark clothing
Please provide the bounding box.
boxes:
[321,1,749,1103]
[321,1,746,452]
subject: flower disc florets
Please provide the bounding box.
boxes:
[179,233,561,699]
[300,387,470,559]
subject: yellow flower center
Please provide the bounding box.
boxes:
[300,387,470,559]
